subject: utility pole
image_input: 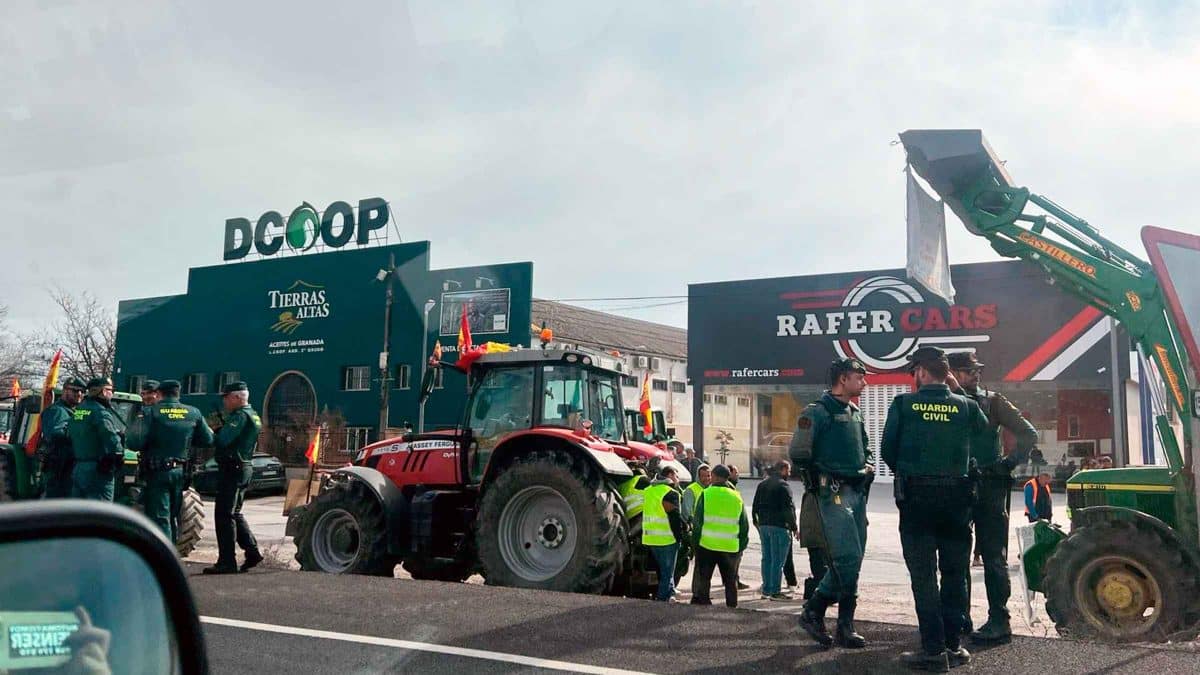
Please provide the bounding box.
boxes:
[377,253,396,442]
[418,299,436,432]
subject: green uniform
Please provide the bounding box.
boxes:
[788,391,872,602]
[38,400,76,498]
[128,397,213,542]
[212,404,262,567]
[881,383,989,657]
[68,397,126,501]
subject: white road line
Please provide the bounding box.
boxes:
[200,615,654,675]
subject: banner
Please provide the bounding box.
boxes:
[905,167,956,305]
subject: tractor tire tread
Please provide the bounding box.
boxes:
[295,479,396,576]
[175,487,205,557]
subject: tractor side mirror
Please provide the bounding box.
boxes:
[418,366,438,404]
[0,501,208,674]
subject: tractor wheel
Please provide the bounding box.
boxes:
[174,487,205,558]
[0,450,15,502]
[1043,519,1198,642]
[476,449,626,593]
[295,479,396,576]
[402,558,473,583]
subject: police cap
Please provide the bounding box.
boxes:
[62,378,88,391]
[221,381,249,395]
[86,376,113,389]
[141,379,160,393]
[947,351,985,371]
[905,346,948,372]
[828,357,867,385]
[156,379,181,394]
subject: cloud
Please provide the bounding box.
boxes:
[2,0,1198,333]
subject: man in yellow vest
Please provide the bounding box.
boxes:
[690,464,750,608]
[618,468,650,520]
[644,465,686,601]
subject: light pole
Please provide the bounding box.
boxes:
[418,298,436,432]
[376,253,397,441]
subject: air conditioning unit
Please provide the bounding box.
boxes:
[635,356,649,369]
[650,357,662,371]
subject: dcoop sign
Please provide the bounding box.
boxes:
[223,197,390,261]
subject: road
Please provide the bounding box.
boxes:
[188,563,1200,674]
[189,479,1070,635]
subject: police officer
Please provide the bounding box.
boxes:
[125,380,160,452]
[127,380,213,543]
[38,378,87,498]
[792,358,873,649]
[68,376,126,501]
[882,347,989,672]
[947,351,1038,645]
[203,381,264,575]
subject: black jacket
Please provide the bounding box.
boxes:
[752,475,797,530]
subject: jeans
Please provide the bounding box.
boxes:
[650,543,679,601]
[758,525,791,595]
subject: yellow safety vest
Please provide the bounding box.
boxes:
[619,476,645,519]
[698,485,743,553]
[682,481,704,521]
[642,484,676,546]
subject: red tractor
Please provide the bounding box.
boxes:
[288,348,690,595]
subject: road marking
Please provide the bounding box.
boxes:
[200,615,654,674]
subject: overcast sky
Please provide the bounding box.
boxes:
[3,1,1198,331]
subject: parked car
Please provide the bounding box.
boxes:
[192,453,287,496]
[751,431,794,468]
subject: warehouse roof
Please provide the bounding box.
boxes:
[531,300,687,360]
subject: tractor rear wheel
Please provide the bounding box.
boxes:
[295,479,396,576]
[175,487,205,558]
[476,449,626,593]
[1044,519,1197,642]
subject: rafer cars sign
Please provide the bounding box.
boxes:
[224,197,390,261]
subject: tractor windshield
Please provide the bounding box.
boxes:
[541,364,626,442]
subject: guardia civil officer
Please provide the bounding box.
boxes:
[38,378,87,498]
[947,351,1038,645]
[882,347,989,672]
[125,379,160,452]
[68,376,127,501]
[791,358,873,649]
[203,381,264,575]
[126,380,213,543]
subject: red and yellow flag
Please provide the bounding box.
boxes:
[638,372,653,436]
[304,427,322,465]
[8,379,18,398]
[457,303,473,352]
[25,349,63,456]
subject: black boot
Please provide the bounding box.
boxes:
[900,651,949,672]
[798,593,834,647]
[202,563,239,575]
[970,616,1012,645]
[803,577,819,601]
[834,596,866,648]
[241,549,265,572]
[946,646,971,668]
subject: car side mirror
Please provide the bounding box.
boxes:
[418,365,438,404]
[0,501,208,674]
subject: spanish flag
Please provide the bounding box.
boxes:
[25,349,62,456]
[304,427,322,465]
[457,303,472,352]
[8,379,18,398]
[638,372,653,436]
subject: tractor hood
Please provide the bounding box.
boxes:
[619,440,692,483]
[1066,465,1174,490]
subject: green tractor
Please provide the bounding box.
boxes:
[0,388,206,557]
[901,130,1200,642]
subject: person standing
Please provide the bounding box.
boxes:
[643,466,685,601]
[38,378,86,498]
[681,447,702,482]
[127,380,213,543]
[883,347,989,672]
[1024,473,1053,523]
[676,464,710,586]
[753,460,797,601]
[203,381,264,575]
[792,358,873,649]
[726,464,751,591]
[68,377,126,501]
[947,351,1038,645]
[690,464,750,608]
[125,380,160,452]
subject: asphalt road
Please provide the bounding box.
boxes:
[188,564,1200,674]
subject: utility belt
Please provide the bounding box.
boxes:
[894,475,974,503]
[142,457,186,472]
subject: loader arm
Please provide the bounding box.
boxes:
[899,129,1197,546]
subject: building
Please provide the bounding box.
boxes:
[688,260,1147,483]
[115,240,533,463]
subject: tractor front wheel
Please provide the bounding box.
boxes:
[295,479,396,576]
[1043,519,1198,642]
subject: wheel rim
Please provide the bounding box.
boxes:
[312,508,361,572]
[497,486,577,582]
[1074,554,1164,638]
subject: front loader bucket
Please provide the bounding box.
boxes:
[899,129,1015,231]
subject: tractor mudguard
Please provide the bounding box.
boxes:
[286,466,410,554]
[482,435,633,488]
[1071,506,1200,571]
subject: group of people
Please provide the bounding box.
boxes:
[36,376,265,575]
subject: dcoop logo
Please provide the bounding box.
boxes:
[224,197,390,261]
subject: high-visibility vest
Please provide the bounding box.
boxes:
[698,485,743,553]
[1025,478,1052,519]
[682,481,704,520]
[619,476,645,519]
[642,484,676,546]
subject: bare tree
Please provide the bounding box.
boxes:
[30,287,117,382]
[0,304,36,389]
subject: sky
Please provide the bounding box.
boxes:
[3,0,1198,331]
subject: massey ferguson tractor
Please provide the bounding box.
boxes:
[901,129,1200,642]
[289,347,690,596]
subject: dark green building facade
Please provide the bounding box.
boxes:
[115,241,532,462]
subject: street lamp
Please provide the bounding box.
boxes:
[418,299,436,432]
[376,253,397,441]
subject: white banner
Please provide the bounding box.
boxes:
[905,167,956,304]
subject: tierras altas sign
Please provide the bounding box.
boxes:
[224,197,390,261]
